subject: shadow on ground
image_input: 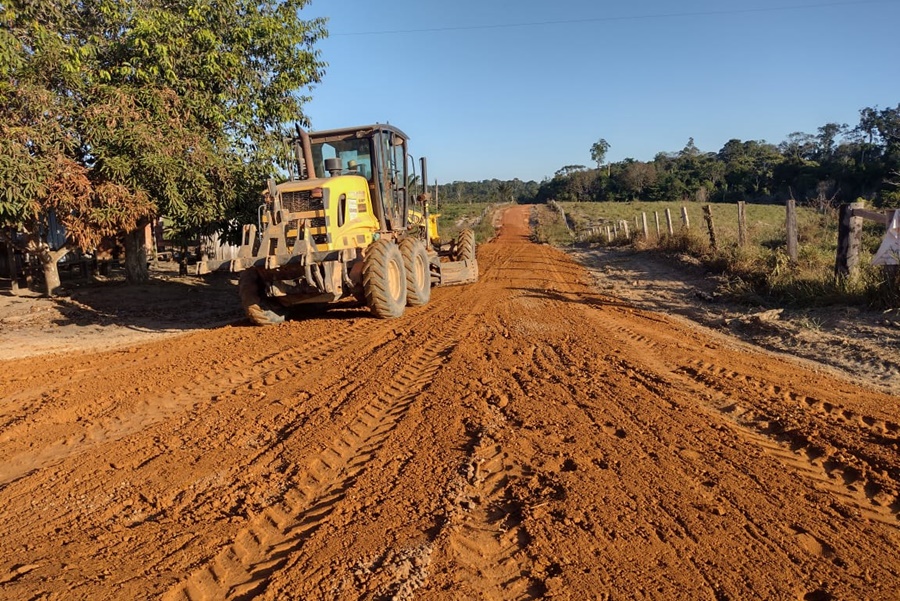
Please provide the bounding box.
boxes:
[47,273,244,332]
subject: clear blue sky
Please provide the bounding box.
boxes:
[299,0,900,183]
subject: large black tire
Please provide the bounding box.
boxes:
[456,229,476,262]
[238,268,286,326]
[399,238,431,307]
[362,239,407,318]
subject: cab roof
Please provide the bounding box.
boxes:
[306,123,409,143]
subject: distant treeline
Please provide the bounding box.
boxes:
[441,104,900,207]
[436,179,541,206]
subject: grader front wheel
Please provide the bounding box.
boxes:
[362,239,407,318]
[456,229,476,262]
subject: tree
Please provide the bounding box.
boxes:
[590,138,610,171]
[621,162,657,200]
[496,181,513,203]
[779,132,817,162]
[0,4,155,294]
[816,123,847,159]
[555,165,588,177]
[678,137,701,159]
[0,0,326,291]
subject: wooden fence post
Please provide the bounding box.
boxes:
[613,222,619,238]
[835,202,863,280]
[551,201,571,233]
[606,225,612,243]
[737,201,747,248]
[621,220,630,238]
[665,208,674,236]
[786,199,799,262]
[702,204,718,250]
[681,206,690,229]
[641,212,649,238]
[654,212,661,238]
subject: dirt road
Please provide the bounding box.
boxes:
[1,205,898,600]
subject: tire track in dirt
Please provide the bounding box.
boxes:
[677,361,900,526]
[521,333,801,583]
[682,360,900,440]
[490,245,897,597]
[5,204,900,601]
[571,296,900,527]
[0,309,461,574]
[163,307,476,601]
[437,427,539,600]
[12,296,461,515]
[0,319,373,489]
[0,291,469,492]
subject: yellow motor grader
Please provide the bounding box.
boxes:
[200,124,478,325]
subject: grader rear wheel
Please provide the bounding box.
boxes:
[239,268,286,326]
[362,239,407,318]
[399,238,431,307]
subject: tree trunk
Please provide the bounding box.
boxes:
[2,235,19,294]
[124,222,150,283]
[40,250,62,297]
[33,243,69,297]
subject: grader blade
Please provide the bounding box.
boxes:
[437,259,478,286]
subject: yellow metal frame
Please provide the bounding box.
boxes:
[408,209,442,246]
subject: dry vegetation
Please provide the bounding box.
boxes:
[533,200,898,308]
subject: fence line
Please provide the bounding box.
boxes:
[571,201,899,284]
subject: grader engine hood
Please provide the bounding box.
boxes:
[198,174,380,276]
[273,175,380,254]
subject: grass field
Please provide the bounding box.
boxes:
[433,201,500,244]
[532,200,896,308]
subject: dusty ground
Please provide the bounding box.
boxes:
[0,268,241,360]
[568,246,900,397]
[1,205,898,600]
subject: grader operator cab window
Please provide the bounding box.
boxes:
[376,132,407,230]
[311,139,374,182]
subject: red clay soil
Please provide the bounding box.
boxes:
[1,205,898,600]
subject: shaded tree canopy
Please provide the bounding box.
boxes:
[0,0,326,288]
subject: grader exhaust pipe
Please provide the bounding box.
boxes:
[294,124,317,180]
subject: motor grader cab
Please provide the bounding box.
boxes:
[200,124,478,325]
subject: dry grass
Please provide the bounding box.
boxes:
[547,200,900,308]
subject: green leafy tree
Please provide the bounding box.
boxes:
[555,165,588,177]
[590,138,610,171]
[779,132,817,162]
[496,181,513,203]
[0,0,326,292]
[816,123,847,159]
